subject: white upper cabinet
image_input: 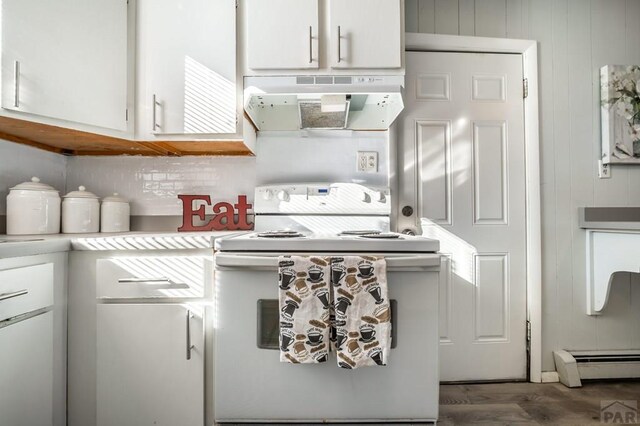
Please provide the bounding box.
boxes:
[1,0,129,131]
[243,0,403,73]
[136,0,237,138]
[329,0,402,69]
[246,0,319,70]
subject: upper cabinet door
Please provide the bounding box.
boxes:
[246,0,319,70]
[137,0,237,137]
[1,0,129,131]
[329,0,402,69]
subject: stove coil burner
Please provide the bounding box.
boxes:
[358,232,402,239]
[256,230,304,238]
[339,230,382,236]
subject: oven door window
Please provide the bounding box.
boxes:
[257,299,398,349]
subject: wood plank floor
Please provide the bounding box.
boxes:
[440,381,640,425]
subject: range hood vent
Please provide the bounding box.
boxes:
[244,76,404,131]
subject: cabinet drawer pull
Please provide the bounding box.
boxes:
[13,61,20,108]
[0,289,28,301]
[186,310,195,360]
[337,26,341,63]
[117,277,189,289]
[152,94,161,131]
[309,26,313,64]
[118,277,171,284]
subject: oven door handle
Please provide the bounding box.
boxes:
[214,254,441,270]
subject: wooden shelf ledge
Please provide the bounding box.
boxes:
[0,116,253,156]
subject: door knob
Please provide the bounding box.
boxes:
[401,229,416,236]
[401,206,414,217]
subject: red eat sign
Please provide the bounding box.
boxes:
[177,195,253,232]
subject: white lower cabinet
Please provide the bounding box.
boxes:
[96,304,204,426]
[0,311,54,426]
[0,252,67,426]
[68,249,212,426]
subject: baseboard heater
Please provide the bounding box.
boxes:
[554,350,640,387]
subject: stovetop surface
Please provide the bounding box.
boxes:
[215,230,440,253]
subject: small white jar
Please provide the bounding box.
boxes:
[7,177,61,235]
[100,193,130,233]
[62,186,100,234]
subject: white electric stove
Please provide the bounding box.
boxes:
[213,183,441,424]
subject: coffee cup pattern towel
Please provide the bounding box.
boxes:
[279,255,390,368]
[279,256,331,364]
[331,256,390,368]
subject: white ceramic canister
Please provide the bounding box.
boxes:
[61,186,100,234]
[100,193,130,233]
[7,177,61,235]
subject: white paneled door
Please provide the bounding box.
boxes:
[398,51,527,381]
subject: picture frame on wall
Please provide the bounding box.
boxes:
[601,65,640,164]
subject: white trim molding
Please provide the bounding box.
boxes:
[404,33,542,383]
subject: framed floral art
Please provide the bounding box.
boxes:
[601,65,640,164]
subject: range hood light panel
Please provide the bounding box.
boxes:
[320,94,348,113]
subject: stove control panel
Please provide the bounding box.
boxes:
[254,183,390,215]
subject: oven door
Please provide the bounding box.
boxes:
[214,252,441,423]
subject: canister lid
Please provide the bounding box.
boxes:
[102,193,129,203]
[10,176,59,192]
[63,185,99,199]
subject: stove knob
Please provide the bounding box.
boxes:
[277,190,290,202]
[262,189,274,200]
[361,192,371,203]
[377,191,387,203]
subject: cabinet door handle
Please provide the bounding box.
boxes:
[0,289,28,301]
[309,26,313,64]
[337,26,342,63]
[13,61,20,108]
[186,310,195,360]
[152,94,161,131]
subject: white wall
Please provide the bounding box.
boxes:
[255,131,389,186]
[409,0,640,371]
[0,140,67,215]
[66,156,256,216]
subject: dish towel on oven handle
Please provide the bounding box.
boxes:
[331,256,390,368]
[278,256,331,364]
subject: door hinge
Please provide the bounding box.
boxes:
[526,319,532,343]
[125,108,129,122]
[523,78,529,99]
[235,0,238,8]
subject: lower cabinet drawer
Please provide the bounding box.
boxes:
[0,263,54,321]
[96,256,208,299]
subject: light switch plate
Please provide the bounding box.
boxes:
[357,151,378,173]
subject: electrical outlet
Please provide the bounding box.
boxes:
[357,151,378,173]
[598,160,611,179]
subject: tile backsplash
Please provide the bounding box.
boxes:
[66,156,257,216]
[0,140,67,215]
[1,130,388,231]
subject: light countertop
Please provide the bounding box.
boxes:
[0,231,246,259]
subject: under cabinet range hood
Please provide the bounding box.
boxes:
[244,75,404,131]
